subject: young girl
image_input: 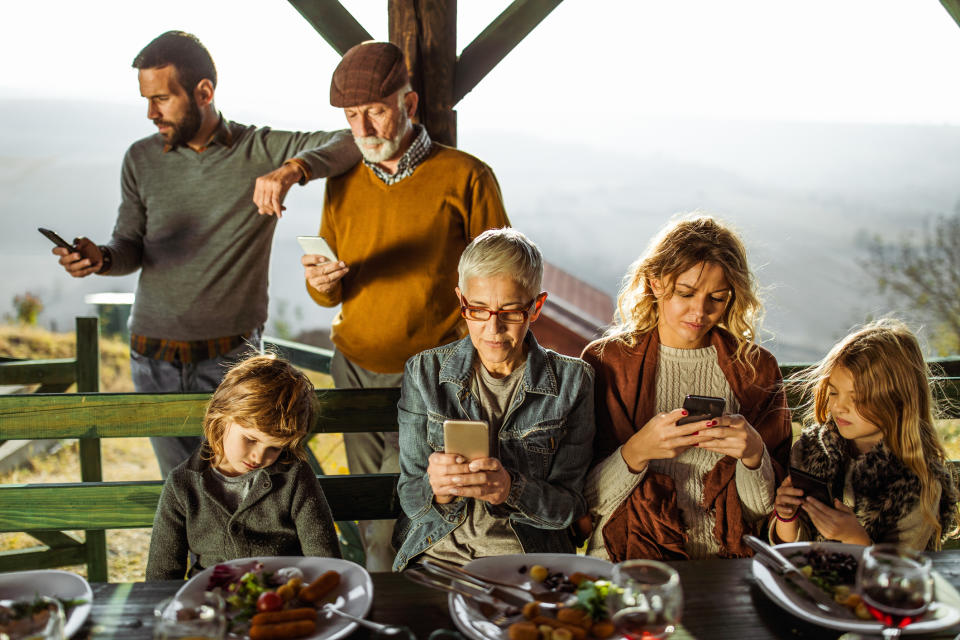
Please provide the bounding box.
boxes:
[772,319,959,550]
[146,354,341,580]
[581,214,791,560]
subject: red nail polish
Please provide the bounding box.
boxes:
[693,431,699,436]
[681,410,688,416]
[708,420,717,427]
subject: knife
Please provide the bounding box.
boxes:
[743,535,855,618]
[417,559,533,608]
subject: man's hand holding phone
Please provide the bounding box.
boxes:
[40,228,103,279]
[299,236,348,295]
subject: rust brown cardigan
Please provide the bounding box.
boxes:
[581,328,791,560]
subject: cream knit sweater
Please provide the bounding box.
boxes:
[585,344,775,559]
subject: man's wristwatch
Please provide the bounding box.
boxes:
[97,245,113,274]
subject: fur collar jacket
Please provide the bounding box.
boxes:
[792,424,958,549]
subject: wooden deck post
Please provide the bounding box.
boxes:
[75,317,108,582]
[389,0,458,147]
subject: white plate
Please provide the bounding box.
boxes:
[447,553,614,640]
[752,542,960,634]
[173,556,372,640]
[0,569,93,638]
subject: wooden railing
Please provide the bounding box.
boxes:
[0,319,958,581]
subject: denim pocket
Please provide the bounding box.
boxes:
[513,420,565,477]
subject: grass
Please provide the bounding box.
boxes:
[0,323,347,582]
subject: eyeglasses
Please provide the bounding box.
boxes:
[459,295,541,324]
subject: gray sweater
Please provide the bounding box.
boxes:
[107,118,359,340]
[145,446,341,580]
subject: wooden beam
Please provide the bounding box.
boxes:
[389,0,458,146]
[0,360,76,386]
[454,0,563,105]
[288,0,373,56]
[264,336,333,374]
[0,388,401,439]
[941,0,960,31]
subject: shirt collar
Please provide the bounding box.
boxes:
[364,124,432,185]
[162,113,235,153]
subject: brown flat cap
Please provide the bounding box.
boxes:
[330,41,409,108]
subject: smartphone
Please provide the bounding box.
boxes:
[443,419,489,461]
[297,235,338,262]
[790,467,833,505]
[676,394,726,425]
[38,227,75,251]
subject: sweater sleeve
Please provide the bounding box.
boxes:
[465,164,510,238]
[584,446,646,523]
[146,477,189,581]
[262,128,360,180]
[104,149,146,276]
[735,447,776,521]
[292,463,342,558]
[305,185,343,307]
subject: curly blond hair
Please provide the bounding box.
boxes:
[203,354,316,466]
[609,214,763,370]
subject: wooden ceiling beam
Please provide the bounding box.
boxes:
[942,0,960,30]
[453,0,563,105]
[288,0,373,56]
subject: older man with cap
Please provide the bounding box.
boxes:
[302,41,510,571]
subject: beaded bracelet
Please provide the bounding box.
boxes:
[774,509,798,523]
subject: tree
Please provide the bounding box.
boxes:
[12,292,43,326]
[859,212,960,356]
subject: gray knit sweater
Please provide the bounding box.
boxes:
[145,446,340,580]
[106,118,359,340]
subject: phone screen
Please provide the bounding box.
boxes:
[38,227,74,250]
[790,467,832,505]
[676,394,726,425]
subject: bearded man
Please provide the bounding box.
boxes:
[52,31,359,477]
[302,41,510,571]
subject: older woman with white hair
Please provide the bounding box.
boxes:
[392,228,596,571]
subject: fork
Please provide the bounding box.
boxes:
[404,568,517,626]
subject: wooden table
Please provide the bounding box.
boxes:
[76,554,960,640]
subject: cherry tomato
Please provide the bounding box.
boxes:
[256,591,283,613]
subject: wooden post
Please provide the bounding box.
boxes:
[75,317,108,582]
[389,0,458,147]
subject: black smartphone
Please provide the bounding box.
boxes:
[790,466,832,505]
[38,227,75,251]
[676,394,726,425]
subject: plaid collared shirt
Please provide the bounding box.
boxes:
[130,331,254,364]
[364,124,432,185]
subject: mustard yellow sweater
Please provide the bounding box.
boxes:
[308,144,510,373]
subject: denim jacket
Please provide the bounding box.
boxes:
[393,332,595,571]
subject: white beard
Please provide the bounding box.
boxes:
[353,118,411,164]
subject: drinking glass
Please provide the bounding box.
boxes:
[857,544,933,639]
[152,592,226,640]
[607,559,683,640]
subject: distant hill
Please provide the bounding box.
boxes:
[2,97,959,361]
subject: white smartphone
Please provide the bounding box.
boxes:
[443,420,490,461]
[297,235,338,262]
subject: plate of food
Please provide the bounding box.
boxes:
[0,569,92,638]
[751,542,960,634]
[447,553,618,640]
[172,556,372,640]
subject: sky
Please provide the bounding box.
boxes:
[3,0,960,144]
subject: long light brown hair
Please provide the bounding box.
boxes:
[609,214,763,370]
[803,319,956,547]
[203,354,316,466]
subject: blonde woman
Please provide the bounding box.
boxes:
[772,319,958,550]
[581,215,791,560]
